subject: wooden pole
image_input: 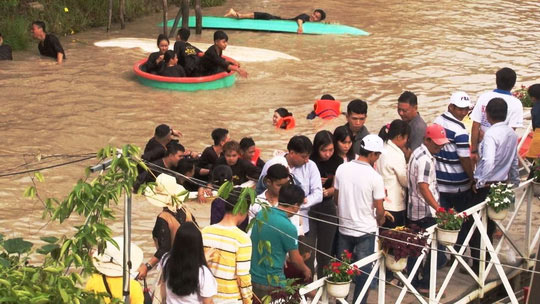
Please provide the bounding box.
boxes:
[120,0,126,29]
[107,0,113,32]
[162,0,168,35]
[195,0,202,34]
[181,0,189,29]
[168,5,183,38]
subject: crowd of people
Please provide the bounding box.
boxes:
[7,16,537,304]
[83,66,536,304]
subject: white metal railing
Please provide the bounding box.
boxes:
[299,179,538,304]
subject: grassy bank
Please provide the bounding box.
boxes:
[0,0,226,51]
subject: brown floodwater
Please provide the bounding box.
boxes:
[0,0,539,272]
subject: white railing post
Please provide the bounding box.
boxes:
[429,234,437,303]
[526,183,533,255]
[378,254,386,304]
[479,207,487,298]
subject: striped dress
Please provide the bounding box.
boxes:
[202,224,253,304]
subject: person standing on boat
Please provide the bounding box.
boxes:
[224,8,326,34]
[158,50,186,77]
[173,28,202,77]
[144,34,169,74]
[199,30,247,77]
[398,91,426,159]
[30,21,65,64]
[470,67,524,166]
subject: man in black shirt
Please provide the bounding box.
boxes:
[134,141,185,193]
[0,33,13,60]
[142,124,182,164]
[173,28,202,77]
[31,21,65,64]
[225,8,326,34]
[199,30,247,77]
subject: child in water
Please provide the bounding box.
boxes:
[199,30,247,78]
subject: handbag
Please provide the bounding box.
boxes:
[143,279,153,304]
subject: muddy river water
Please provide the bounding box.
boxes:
[0,0,539,268]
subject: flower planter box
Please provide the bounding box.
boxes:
[487,206,508,220]
[437,227,459,246]
[384,252,407,272]
[325,279,351,298]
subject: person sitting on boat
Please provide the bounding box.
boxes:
[143,34,169,74]
[225,8,326,34]
[158,50,186,77]
[273,107,295,129]
[199,30,247,78]
[173,28,202,77]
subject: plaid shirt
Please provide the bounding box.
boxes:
[407,144,438,221]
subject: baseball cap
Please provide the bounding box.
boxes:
[425,124,450,145]
[449,91,471,108]
[360,134,384,153]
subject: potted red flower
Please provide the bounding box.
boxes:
[379,225,427,272]
[436,207,466,245]
[323,250,361,298]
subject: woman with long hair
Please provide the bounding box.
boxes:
[144,34,170,74]
[376,119,411,228]
[159,50,186,77]
[333,125,354,161]
[308,130,341,277]
[272,108,294,129]
[161,221,217,303]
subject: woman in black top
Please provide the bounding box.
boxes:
[158,50,186,77]
[309,130,342,277]
[333,125,355,162]
[144,34,170,74]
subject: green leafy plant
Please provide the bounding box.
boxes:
[323,250,361,283]
[436,207,466,230]
[513,85,533,107]
[264,278,302,304]
[486,182,515,212]
[0,144,145,304]
[531,159,540,182]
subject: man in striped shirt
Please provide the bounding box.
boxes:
[202,194,253,303]
[433,92,474,212]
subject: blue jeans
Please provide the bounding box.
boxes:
[336,232,376,304]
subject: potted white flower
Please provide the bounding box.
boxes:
[485,182,515,220]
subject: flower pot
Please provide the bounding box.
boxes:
[533,181,540,197]
[384,253,407,272]
[487,206,508,220]
[436,227,459,246]
[325,279,351,298]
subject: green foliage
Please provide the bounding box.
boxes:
[0,0,159,51]
[486,182,515,212]
[513,85,533,107]
[532,159,540,182]
[0,144,145,303]
[435,207,465,230]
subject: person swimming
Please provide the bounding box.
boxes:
[273,108,295,129]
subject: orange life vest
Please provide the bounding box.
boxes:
[314,99,341,120]
[276,116,296,130]
[251,147,261,166]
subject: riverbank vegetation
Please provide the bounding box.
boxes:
[0,0,225,51]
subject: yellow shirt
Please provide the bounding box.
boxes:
[85,273,144,304]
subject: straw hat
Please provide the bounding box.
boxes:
[144,173,188,211]
[92,236,143,277]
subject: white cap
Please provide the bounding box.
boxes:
[360,134,385,153]
[449,91,471,108]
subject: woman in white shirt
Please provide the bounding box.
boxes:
[376,120,411,228]
[160,221,217,304]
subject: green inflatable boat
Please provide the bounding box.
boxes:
[133,59,236,92]
[162,16,369,36]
